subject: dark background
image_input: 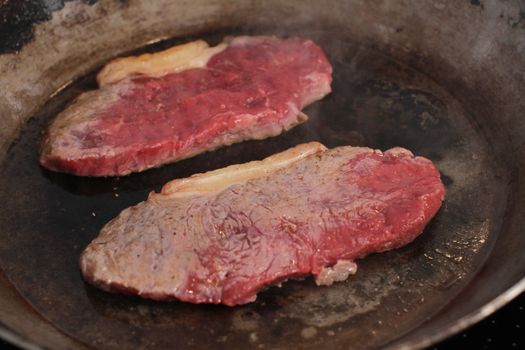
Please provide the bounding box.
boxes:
[434,291,524,349]
[0,291,523,349]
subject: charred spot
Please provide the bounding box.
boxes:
[0,0,97,54]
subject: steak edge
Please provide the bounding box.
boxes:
[40,36,333,176]
[80,142,445,306]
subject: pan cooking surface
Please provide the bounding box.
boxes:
[0,30,510,349]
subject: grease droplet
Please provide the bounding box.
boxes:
[301,326,318,339]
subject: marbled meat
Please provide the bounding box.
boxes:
[40,36,332,176]
[80,142,445,306]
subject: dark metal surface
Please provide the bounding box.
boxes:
[0,1,524,349]
[0,0,97,54]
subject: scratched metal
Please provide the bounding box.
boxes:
[0,1,523,350]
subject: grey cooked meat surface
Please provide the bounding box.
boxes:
[80,145,445,306]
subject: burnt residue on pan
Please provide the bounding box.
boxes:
[0,28,512,350]
[0,0,101,54]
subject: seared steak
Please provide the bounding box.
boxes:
[80,142,445,306]
[40,36,332,176]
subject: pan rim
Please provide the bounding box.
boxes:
[0,275,524,349]
[385,277,525,349]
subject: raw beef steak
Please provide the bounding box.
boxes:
[40,36,332,176]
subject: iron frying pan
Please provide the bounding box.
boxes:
[0,0,524,349]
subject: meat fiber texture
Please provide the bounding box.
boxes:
[80,142,445,306]
[40,36,333,176]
